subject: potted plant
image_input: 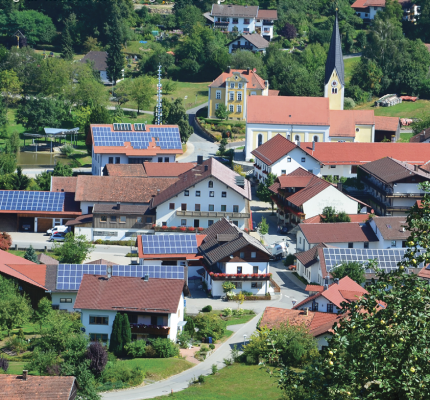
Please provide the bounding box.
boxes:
[179,226,186,231]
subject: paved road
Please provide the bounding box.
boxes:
[226,140,245,149]
[343,52,361,59]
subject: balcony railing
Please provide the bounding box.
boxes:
[232,44,254,51]
[361,175,392,194]
[130,323,170,336]
[386,192,424,199]
[215,21,229,26]
[176,210,250,218]
[209,272,271,280]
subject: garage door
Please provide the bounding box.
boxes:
[37,218,53,233]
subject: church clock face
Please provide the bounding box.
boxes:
[331,80,338,87]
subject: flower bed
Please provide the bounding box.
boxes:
[210,272,271,280]
[229,294,272,301]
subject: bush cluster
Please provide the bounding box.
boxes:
[125,338,179,359]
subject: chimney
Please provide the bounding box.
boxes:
[337,182,343,192]
[304,307,309,316]
[247,68,250,74]
[324,283,329,290]
[420,133,425,142]
[414,164,418,172]
[204,165,208,171]
[254,68,257,73]
[107,266,112,279]
[143,274,149,281]
[22,370,28,381]
[391,135,396,143]
[312,141,315,151]
[227,66,231,73]
[334,278,339,284]
[238,232,243,237]
[117,202,120,210]
[197,155,204,165]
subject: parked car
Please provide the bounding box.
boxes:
[267,241,288,260]
[47,225,69,235]
[49,232,66,242]
[280,226,289,234]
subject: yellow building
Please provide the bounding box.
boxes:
[207,68,278,121]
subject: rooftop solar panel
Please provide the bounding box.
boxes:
[141,234,198,255]
[0,191,65,212]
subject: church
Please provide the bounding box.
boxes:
[244,14,400,161]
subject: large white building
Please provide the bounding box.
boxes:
[351,0,420,22]
[151,158,252,230]
[90,124,183,176]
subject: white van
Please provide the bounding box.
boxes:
[46,225,69,235]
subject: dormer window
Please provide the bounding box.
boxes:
[208,180,213,188]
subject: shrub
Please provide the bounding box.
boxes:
[0,357,8,372]
[193,313,226,341]
[222,308,233,317]
[223,358,233,366]
[176,331,191,348]
[211,363,218,374]
[150,338,180,358]
[60,144,74,156]
[343,97,356,110]
[145,345,156,358]
[5,335,28,353]
[124,340,147,358]
[0,232,12,251]
[86,342,108,376]
[222,281,236,293]
[100,361,144,387]
[130,111,137,119]
[202,305,212,313]
[95,239,103,244]
[209,343,215,350]
[69,158,80,168]
[198,374,205,383]
[284,254,296,266]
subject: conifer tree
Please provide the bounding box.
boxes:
[109,313,123,356]
[24,245,38,263]
[61,17,74,61]
[105,1,125,86]
[121,314,131,356]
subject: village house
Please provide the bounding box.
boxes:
[209,4,277,41]
[268,168,361,226]
[207,67,278,121]
[151,158,252,230]
[226,33,269,54]
[74,274,184,342]
[199,218,272,297]
[351,0,420,22]
[90,123,183,176]
[368,216,410,248]
[79,50,124,84]
[358,157,430,216]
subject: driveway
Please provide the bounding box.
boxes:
[179,132,219,163]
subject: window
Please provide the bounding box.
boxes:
[145,217,152,223]
[230,83,235,89]
[312,302,319,311]
[251,282,262,288]
[184,190,189,196]
[287,157,291,163]
[216,90,221,99]
[237,105,242,113]
[330,165,336,169]
[313,136,318,142]
[351,165,358,174]
[251,91,257,96]
[364,242,369,249]
[253,266,258,274]
[287,134,291,140]
[208,181,213,188]
[240,252,245,259]
[209,191,214,197]
[215,103,219,110]
[391,240,397,247]
[332,87,338,94]
[237,92,242,101]
[208,220,214,226]
[243,28,250,32]
[258,134,263,147]
[233,220,238,226]
[89,333,108,342]
[327,303,334,313]
[115,157,120,164]
[348,242,354,248]
[109,157,113,164]
[301,157,306,162]
[295,135,300,141]
[229,105,234,112]
[195,191,201,197]
[233,205,239,213]
[110,216,117,223]
[89,316,108,325]
[209,204,214,211]
[232,18,238,23]
[222,191,227,197]
[281,170,286,174]
[164,157,169,163]
[136,217,142,223]
[264,27,270,32]
[299,237,302,244]
[237,266,242,274]
[238,83,242,89]
[120,216,126,223]
[100,216,107,222]
[60,298,72,303]
[181,219,187,226]
[221,205,226,211]
[251,252,256,258]
[244,18,250,23]
[169,203,175,210]
[181,204,187,211]
[195,204,200,211]
[158,157,163,162]
[162,222,167,226]
[52,305,59,310]
[229,92,234,100]
[234,282,242,289]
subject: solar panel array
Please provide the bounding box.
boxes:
[323,248,424,274]
[92,126,181,150]
[113,123,132,131]
[141,234,198,254]
[56,264,185,290]
[134,123,146,131]
[0,191,65,212]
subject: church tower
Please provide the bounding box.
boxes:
[324,13,345,110]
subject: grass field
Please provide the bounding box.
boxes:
[7,249,57,260]
[6,362,27,375]
[120,358,194,381]
[153,363,282,400]
[356,99,430,119]
[344,57,360,84]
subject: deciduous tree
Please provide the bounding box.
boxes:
[52,232,95,263]
[86,342,108,376]
[0,69,22,106]
[256,173,276,212]
[215,104,230,121]
[330,261,366,284]
[129,76,155,114]
[321,206,351,223]
[10,166,30,190]
[0,231,12,251]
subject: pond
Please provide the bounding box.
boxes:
[16,152,68,168]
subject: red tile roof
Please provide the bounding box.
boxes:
[305,284,324,292]
[74,275,183,313]
[0,374,77,399]
[299,142,430,166]
[352,0,410,7]
[247,96,330,125]
[299,222,378,244]
[374,116,400,132]
[302,213,371,223]
[295,243,326,268]
[268,89,280,96]
[278,175,313,188]
[208,69,266,89]
[256,9,278,19]
[104,164,147,177]
[51,177,78,193]
[143,162,196,177]
[260,307,342,337]
[329,110,375,137]
[418,265,430,279]
[251,134,299,165]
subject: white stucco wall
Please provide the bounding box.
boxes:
[209,280,270,297]
[81,309,118,341]
[320,164,356,179]
[75,226,93,241]
[296,296,341,314]
[51,292,77,312]
[316,334,331,350]
[168,293,184,342]
[224,261,269,275]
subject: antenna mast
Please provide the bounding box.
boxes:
[156,65,162,125]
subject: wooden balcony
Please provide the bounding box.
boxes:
[176,210,250,218]
[232,44,254,51]
[130,324,170,336]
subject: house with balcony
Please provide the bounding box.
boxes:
[74,274,184,342]
[198,218,272,297]
[351,0,420,22]
[210,4,277,41]
[358,157,430,216]
[227,33,269,54]
[151,157,252,230]
[90,123,183,176]
[207,67,278,121]
[268,168,360,227]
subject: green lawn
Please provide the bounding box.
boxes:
[152,363,282,400]
[356,99,430,119]
[120,358,194,381]
[344,57,360,84]
[6,362,27,375]
[225,314,256,326]
[400,132,414,142]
